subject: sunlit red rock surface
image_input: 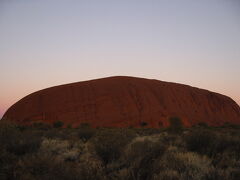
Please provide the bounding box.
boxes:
[3,76,240,127]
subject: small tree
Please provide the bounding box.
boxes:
[168,117,183,134]
[158,121,163,127]
[197,122,208,128]
[140,122,148,127]
[53,121,64,128]
[78,123,95,142]
[185,129,216,155]
[32,122,51,130]
[93,129,136,164]
[67,124,72,129]
[79,123,90,128]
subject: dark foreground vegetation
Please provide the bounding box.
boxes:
[1,118,240,180]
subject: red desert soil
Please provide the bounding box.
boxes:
[3,76,240,127]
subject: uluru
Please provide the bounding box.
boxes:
[3,76,240,127]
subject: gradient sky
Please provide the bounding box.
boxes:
[0,0,240,118]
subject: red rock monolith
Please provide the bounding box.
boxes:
[3,76,240,127]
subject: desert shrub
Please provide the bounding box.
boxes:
[186,129,240,157]
[40,138,83,161]
[6,134,41,156]
[0,148,17,180]
[133,128,163,136]
[154,149,213,180]
[159,132,179,145]
[92,128,136,164]
[213,152,240,169]
[78,165,106,180]
[185,129,217,155]
[153,170,180,180]
[0,122,41,156]
[15,153,83,180]
[168,117,183,134]
[107,167,132,180]
[15,152,104,180]
[213,135,240,156]
[53,121,64,128]
[77,155,106,180]
[124,139,166,180]
[0,121,20,146]
[43,129,68,139]
[60,148,81,162]
[40,138,70,154]
[78,126,95,142]
[205,167,240,180]
[125,139,166,163]
[224,168,240,180]
[16,124,28,131]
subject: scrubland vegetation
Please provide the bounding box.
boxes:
[1,118,240,180]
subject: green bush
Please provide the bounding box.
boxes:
[7,131,42,156]
[153,170,180,180]
[0,121,20,147]
[214,135,240,156]
[185,129,240,158]
[40,138,84,161]
[43,129,68,139]
[53,121,64,128]
[185,129,216,156]
[222,122,240,129]
[124,140,166,180]
[67,124,72,129]
[32,122,51,130]
[15,154,78,180]
[0,148,17,180]
[168,117,183,134]
[0,121,41,156]
[154,150,213,180]
[197,122,208,128]
[78,127,95,142]
[79,123,91,128]
[140,121,148,127]
[15,153,105,180]
[206,167,240,180]
[7,137,41,156]
[92,129,136,164]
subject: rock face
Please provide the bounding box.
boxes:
[3,76,240,127]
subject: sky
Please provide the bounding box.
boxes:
[0,0,240,118]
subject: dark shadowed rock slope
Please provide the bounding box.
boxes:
[3,76,240,127]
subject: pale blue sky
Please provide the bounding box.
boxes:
[0,0,240,117]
